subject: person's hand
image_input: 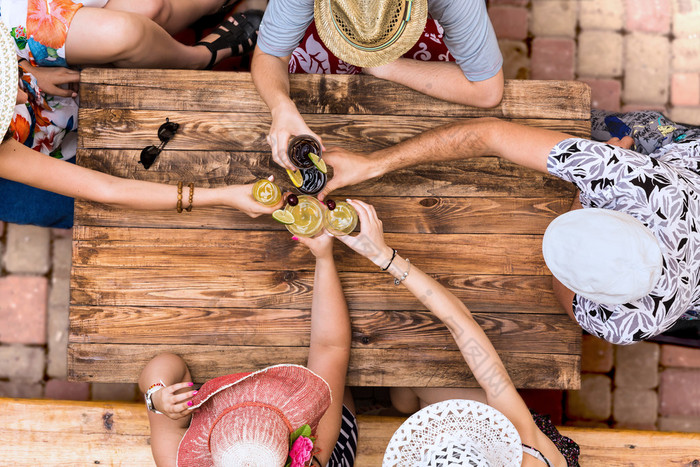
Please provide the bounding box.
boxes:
[294,231,334,259]
[268,102,323,170]
[317,147,382,201]
[606,136,634,150]
[151,382,197,420]
[336,199,393,267]
[226,175,285,217]
[20,62,79,98]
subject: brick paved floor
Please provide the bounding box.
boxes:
[1,0,700,430]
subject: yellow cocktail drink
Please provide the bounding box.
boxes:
[252,179,282,206]
[285,195,324,237]
[324,201,358,236]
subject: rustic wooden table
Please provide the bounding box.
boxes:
[69,69,589,389]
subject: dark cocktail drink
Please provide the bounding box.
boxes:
[287,135,321,169]
[298,168,327,196]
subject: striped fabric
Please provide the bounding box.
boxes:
[327,405,358,467]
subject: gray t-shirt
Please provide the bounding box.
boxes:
[257,0,503,81]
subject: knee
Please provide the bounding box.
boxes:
[390,387,420,414]
[138,353,187,391]
[135,0,171,26]
[100,12,151,62]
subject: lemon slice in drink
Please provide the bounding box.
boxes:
[272,209,295,225]
[308,153,327,173]
[286,169,303,187]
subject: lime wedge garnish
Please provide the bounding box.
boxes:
[272,209,295,225]
[286,169,303,187]
[308,153,327,174]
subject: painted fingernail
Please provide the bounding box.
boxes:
[188,382,194,386]
[193,391,198,395]
[187,401,193,407]
[292,236,299,241]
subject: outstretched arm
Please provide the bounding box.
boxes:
[338,200,538,437]
[319,118,573,200]
[365,60,504,108]
[0,139,283,217]
[297,234,351,466]
[251,47,323,170]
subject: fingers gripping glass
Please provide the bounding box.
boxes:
[139,118,180,169]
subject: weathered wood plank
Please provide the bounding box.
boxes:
[71,229,550,275]
[74,196,571,233]
[79,69,591,120]
[70,269,559,312]
[5,398,698,466]
[73,149,575,200]
[67,344,580,388]
[69,307,579,353]
[77,109,591,150]
[0,398,154,466]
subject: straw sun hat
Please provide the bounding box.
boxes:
[383,399,523,466]
[176,364,331,467]
[315,0,428,68]
[0,23,18,138]
[542,208,663,305]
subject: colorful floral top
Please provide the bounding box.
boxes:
[10,64,78,160]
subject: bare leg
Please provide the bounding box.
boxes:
[139,353,193,467]
[65,7,211,68]
[390,387,488,414]
[342,387,356,415]
[104,0,222,34]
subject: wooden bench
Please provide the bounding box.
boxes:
[2,398,698,466]
[70,70,588,389]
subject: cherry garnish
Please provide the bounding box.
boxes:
[326,199,336,210]
[287,194,299,206]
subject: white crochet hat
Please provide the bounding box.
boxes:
[542,208,663,305]
[383,399,523,466]
[0,23,17,138]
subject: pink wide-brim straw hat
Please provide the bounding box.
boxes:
[176,364,331,467]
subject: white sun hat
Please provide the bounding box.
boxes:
[0,23,17,139]
[383,399,523,466]
[542,208,663,305]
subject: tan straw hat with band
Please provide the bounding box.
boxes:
[0,23,18,139]
[315,0,428,68]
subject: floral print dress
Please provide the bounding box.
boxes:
[11,62,78,160]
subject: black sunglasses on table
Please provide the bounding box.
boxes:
[139,118,180,169]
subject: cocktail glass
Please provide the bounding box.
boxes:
[285,195,325,237]
[287,135,322,169]
[297,169,327,196]
[286,135,327,195]
[252,179,282,206]
[323,201,358,236]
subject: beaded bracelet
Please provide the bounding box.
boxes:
[147,381,165,392]
[394,258,411,286]
[176,181,183,213]
[381,248,397,271]
[185,183,194,212]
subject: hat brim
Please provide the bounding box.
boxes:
[314,0,428,68]
[0,23,18,138]
[542,208,663,305]
[383,399,523,466]
[176,364,331,467]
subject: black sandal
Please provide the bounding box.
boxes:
[195,10,263,70]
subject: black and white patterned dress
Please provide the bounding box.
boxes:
[547,137,700,344]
